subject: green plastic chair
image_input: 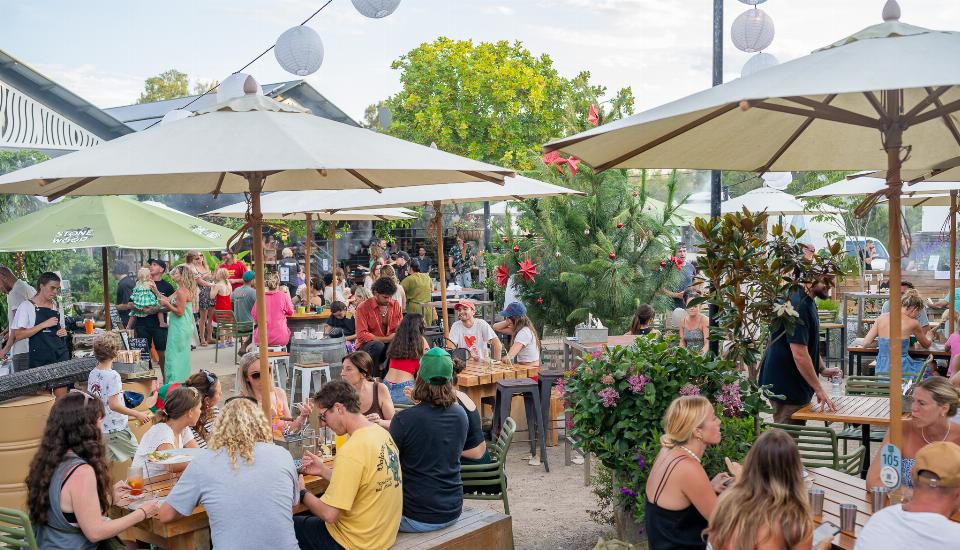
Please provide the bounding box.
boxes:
[462,417,516,515]
[213,309,254,365]
[767,423,865,476]
[0,507,38,550]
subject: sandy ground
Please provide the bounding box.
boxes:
[189,344,613,550]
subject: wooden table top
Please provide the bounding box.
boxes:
[847,344,951,359]
[287,311,331,320]
[456,360,539,387]
[792,395,897,425]
[820,322,844,330]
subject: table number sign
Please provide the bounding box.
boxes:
[879,443,902,489]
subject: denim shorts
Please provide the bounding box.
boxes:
[399,515,458,533]
[384,379,415,405]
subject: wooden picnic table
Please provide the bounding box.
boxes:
[846,344,950,376]
[809,466,960,550]
[792,396,903,478]
[109,464,330,549]
[455,359,539,406]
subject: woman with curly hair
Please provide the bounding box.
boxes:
[158,398,300,549]
[28,391,159,549]
[383,313,430,405]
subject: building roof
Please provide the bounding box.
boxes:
[105,80,359,131]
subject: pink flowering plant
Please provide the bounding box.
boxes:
[564,334,767,524]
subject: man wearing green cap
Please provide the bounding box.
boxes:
[389,348,480,533]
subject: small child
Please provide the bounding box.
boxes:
[87,334,151,461]
[325,301,357,347]
[127,267,166,329]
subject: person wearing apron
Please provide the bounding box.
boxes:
[12,272,70,396]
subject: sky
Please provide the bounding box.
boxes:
[3,0,960,123]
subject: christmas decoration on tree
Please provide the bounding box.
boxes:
[495,264,510,287]
[517,258,540,283]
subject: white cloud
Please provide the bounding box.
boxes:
[30,63,143,108]
[481,5,515,16]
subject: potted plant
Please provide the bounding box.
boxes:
[564,335,767,541]
[452,214,482,242]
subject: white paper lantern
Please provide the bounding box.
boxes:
[351,0,401,19]
[274,26,324,77]
[761,172,792,190]
[738,0,767,4]
[217,73,262,103]
[731,8,775,53]
[160,109,192,126]
[741,52,779,77]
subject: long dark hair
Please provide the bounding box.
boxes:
[629,304,655,334]
[184,371,219,440]
[509,314,541,351]
[27,392,110,525]
[387,313,425,360]
[154,386,201,424]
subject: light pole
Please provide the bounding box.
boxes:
[709,0,723,354]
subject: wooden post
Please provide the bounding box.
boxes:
[434,201,450,340]
[248,175,275,428]
[304,213,312,305]
[950,191,957,335]
[330,224,337,303]
[101,247,112,331]
[884,90,904,449]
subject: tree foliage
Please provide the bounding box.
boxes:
[137,69,189,103]
[375,37,634,170]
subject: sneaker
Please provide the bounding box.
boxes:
[528,456,541,467]
[571,454,585,465]
[519,452,534,461]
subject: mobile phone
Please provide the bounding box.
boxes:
[812,521,840,543]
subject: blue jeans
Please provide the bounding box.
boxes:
[455,271,472,288]
[385,379,415,405]
[399,515,459,533]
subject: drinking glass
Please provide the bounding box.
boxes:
[127,466,144,497]
[302,428,317,456]
[808,487,824,519]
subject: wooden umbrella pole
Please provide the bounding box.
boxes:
[884,91,904,449]
[249,175,275,428]
[304,213,312,306]
[434,201,450,340]
[330,224,337,303]
[101,247,112,331]
[951,191,957,335]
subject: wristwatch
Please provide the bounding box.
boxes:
[300,489,309,502]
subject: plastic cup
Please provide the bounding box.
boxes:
[839,503,857,533]
[127,466,144,497]
[808,487,824,518]
[870,487,888,512]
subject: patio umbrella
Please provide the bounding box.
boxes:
[207,176,581,337]
[0,195,231,330]
[0,85,515,424]
[722,186,842,216]
[544,1,960,447]
[205,206,415,307]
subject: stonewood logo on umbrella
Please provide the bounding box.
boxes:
[52,227,93,244]
[190,225,221,239]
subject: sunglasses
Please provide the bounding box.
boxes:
[249,371,261,380]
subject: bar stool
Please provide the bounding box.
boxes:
[538,370,564,440]
[291,363,332,403]
[491,378,549,472]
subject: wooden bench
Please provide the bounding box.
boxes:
[392,507,513,550]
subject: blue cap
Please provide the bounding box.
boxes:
[501,301,526,318]
[242,271,255,283]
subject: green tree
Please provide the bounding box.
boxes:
[378,37,633,170]
[192,79,219,96]
[137,69,189,103]
[0,150,48,223]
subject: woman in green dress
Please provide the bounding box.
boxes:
[400,259,436,325]
[155,264,194,383]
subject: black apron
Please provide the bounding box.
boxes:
[28,303,68,369]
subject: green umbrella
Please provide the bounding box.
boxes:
[0,195,231,329]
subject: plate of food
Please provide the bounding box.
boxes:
[147,450,193,465]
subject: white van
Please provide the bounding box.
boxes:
[844,237,888,270]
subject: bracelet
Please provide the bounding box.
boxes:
[140,507,149,520]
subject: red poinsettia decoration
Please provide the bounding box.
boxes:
[495,264,510,288]
[588,104,600,126]
[668,256,684,270]
[517,258,540,283]
[543,150,580,176]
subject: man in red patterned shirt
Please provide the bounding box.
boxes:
[355,277,402,377]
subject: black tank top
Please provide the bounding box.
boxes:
[644,455,708,550]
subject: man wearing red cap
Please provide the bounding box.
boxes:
[448,299,501,361]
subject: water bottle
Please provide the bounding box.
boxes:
[830,375,842,399]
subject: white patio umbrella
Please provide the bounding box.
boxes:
[0,83,515,424]
[208,176,581,337]
[544,1,960,448]
[468,201,517,217]
[722,186,842,216]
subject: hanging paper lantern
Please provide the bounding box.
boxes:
[351,0,401,18]
[495,264,510,288]
[737,0,767,4]
[217,73,261,103]
[741,52,779,77]
[274,26,324,76]
[731,8,775,53]
[518,259,540,283]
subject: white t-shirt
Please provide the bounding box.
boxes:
[6,280,36,355]
[132,422,195,470]
[323,286,349,304]
[11,300,64,357]
[450,318,497,359]
[514,326,540,363]
[87,367,127,433]
[855,504,960,550]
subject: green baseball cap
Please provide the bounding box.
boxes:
[418,347,453,385]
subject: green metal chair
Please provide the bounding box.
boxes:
[0,507,38,550]
[213,310,254,365]
[767,423,865,476]
[462,417,516,515]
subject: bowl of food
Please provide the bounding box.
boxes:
[147,450,193,473]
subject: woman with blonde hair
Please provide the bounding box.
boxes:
[862,290,932,377]
[644,395,740,549]
[251,271,294,347]
[239,352,311,439]
[381,264,406,312]
[211,267,232,313]
[157,398,300,549]
[154,265,195,383]
[706,429,832,550]
[186,251,216,346]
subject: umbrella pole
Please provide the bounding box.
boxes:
[330,224,337,304]
[101,247,112,331]
[434,201,449,340]
[884,92,904,449]
[248,175,275,428]
[304,213,312,305]
[950,191,957,335]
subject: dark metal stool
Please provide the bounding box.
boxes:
[491,378,549,472]
[538,370,564,444]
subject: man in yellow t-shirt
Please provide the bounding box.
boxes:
[296,380,403,550]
